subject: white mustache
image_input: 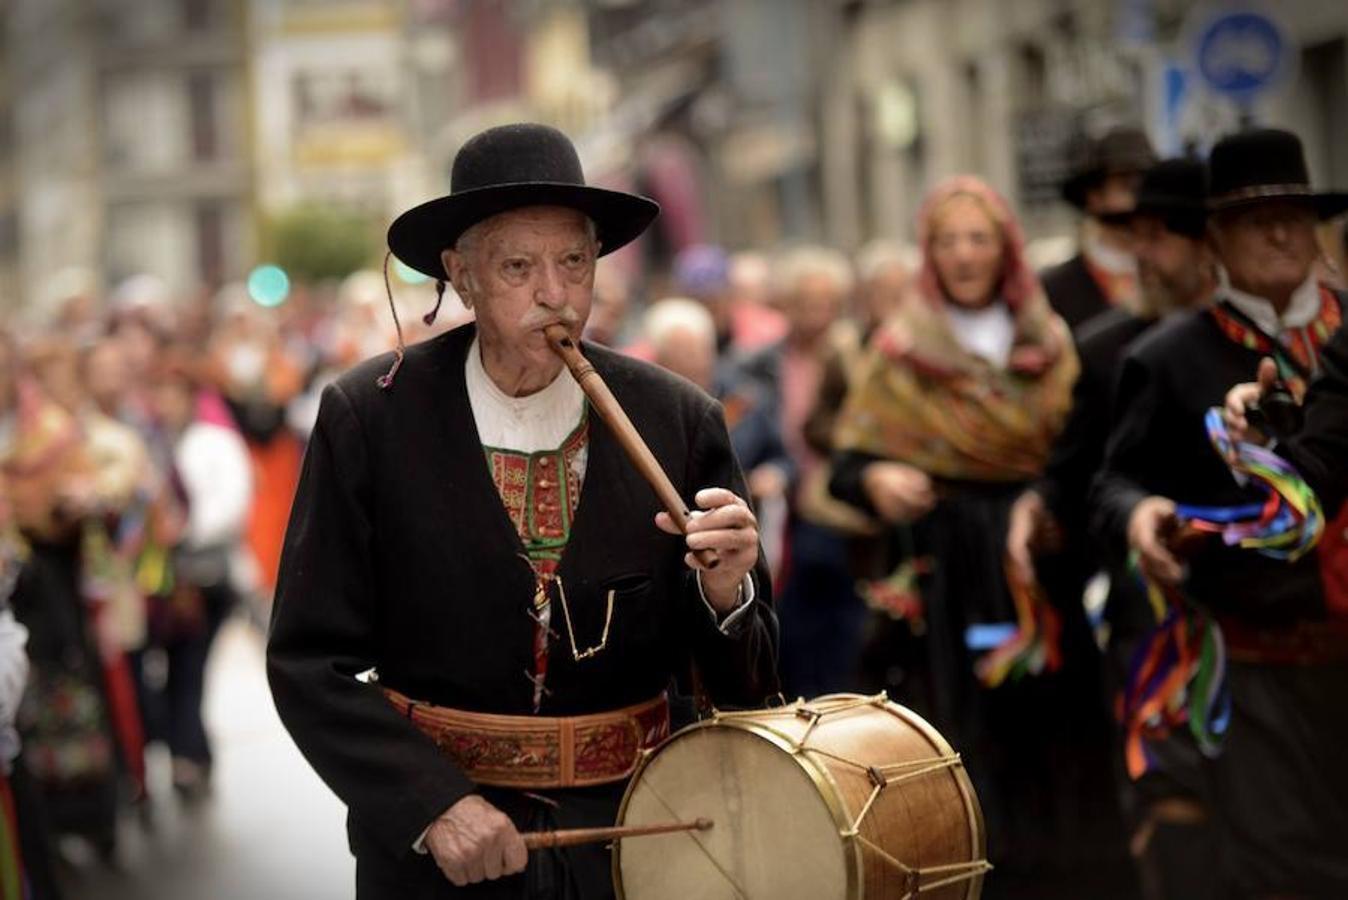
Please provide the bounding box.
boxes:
[521,307,581,330]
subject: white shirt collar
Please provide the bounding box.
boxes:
[1218,269,1320,335]
[942,301,1015,369]
[464,335,586,453]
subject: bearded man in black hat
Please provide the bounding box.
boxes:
[1008,157,1219,897]
[1092,129,1348,898]
[1041,126,1157,330]
[267,123,777,899]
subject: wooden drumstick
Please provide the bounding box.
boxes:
[522,817,713,850]
[544,324,720,570]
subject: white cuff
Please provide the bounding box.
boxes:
[412,823,432,855]
[696,572,756,635]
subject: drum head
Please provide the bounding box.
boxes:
[616,723,851,900]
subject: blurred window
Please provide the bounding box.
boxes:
[189,72,219,162]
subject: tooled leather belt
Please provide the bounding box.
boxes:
[382,688,670,789]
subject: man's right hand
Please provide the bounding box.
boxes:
[1005,490,1060,585]
[425,795,528,887]
[861,461,936,524]
[1127,496,1184,587]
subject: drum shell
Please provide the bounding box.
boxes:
[614,693,986,900]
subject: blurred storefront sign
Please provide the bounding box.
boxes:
[1188,5,1294,107]
[1015,108,1081,209]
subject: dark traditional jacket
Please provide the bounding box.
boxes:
[1040,253,1111,332]
[1090,301,1343,625]
[1037,306,1151,538]
[267,324,777,864]
[1281,322,1348,517]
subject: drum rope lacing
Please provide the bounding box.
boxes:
[715,693,993,899]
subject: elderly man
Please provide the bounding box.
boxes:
[267,123,776,900]
[1091,129,1348,898]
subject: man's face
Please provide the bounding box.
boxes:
[1086,172,1143,217]
[788,272,845,344]
[860,262,909,327]
[1131,216,1211,312]
[655,326,715,392]
[442,206,597,377]
[1211,200,1318,302]
[84,340,130,413]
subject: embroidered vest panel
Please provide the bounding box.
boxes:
[483,411,589,711]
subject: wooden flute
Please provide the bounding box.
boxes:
[543,324,719,570]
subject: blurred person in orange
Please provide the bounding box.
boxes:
[206,292,306,599]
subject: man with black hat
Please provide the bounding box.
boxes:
[1092,129,1348,897]
[267,123,777,899]
[1041,126,1157,330]
[1008,157,1218,898]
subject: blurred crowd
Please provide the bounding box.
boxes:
[1,123,1346,900]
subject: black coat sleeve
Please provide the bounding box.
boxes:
[266,383,473,858]
[828,449,886,515]
[1089,354,1158,556]
[1037,352,1107,532]
[681,401,780,707]
[1281,324,1348,517]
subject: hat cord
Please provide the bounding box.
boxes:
[377,252,449,390]
[376,250,406,390]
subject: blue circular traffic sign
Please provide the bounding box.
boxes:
[1193,10,1289,102]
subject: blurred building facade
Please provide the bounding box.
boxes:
[0,0,1345,314]
[2,0,253,317]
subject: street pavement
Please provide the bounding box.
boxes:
[58,619,355,900]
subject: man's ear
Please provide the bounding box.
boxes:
[441,248,470,306]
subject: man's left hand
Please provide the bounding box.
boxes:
[655,487,758,614]
[1222,357,1279,446]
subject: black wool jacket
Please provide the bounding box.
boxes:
[267,323,778,860]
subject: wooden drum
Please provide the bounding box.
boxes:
[613,693,988,900]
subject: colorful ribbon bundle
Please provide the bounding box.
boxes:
[1176,408,1324,560]
[1121,408,1324,779]
[1120,576,1229,779]
[974,562,1063,689]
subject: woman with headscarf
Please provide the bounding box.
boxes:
[831,176,1119,889]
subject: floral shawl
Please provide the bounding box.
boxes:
[834,176,1078,482]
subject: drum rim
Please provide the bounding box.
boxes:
[612,712,863,900]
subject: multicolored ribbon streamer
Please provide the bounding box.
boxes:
[975,561,1063,688]
[1121,407,1324,779]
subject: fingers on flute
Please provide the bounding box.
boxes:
[694,487,748,511]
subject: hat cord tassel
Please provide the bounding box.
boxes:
[376,250,406,390]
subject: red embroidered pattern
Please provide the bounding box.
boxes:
[484,413,589,710]
[1209,287,1343,397]
[421,701,671,788]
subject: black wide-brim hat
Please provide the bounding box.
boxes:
[1208,128,1348,220]
[1061,126,1157,211]
[388,123,660,280]
[1099,158,1210,238]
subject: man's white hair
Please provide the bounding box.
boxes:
[643,297,716,355]
[772,245,855,297]
[855,240,920,282]
[454,209,598,262]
